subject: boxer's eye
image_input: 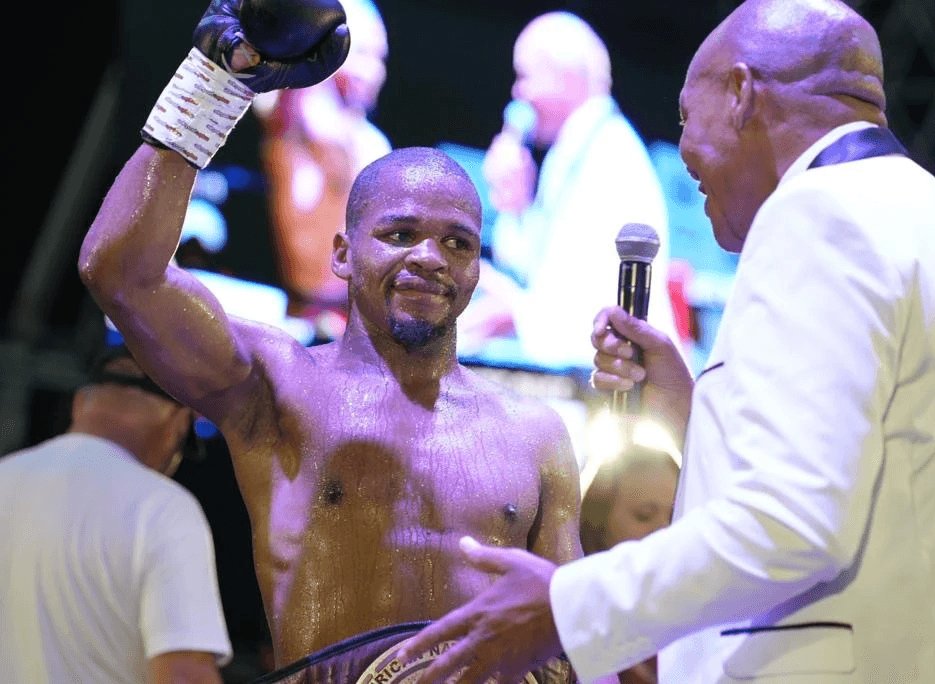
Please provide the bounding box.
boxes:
[443,236,471,251]
[385,230,415,245]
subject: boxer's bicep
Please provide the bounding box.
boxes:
[80,144,255,410]
[112,264,255,412]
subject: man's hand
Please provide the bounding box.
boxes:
[395,536,563,684]
[482,133,536,215]
[591,306,694,448]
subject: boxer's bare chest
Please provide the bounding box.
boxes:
[266,373,542,532]
[237,364,544,632]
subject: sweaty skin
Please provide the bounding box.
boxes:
[79,145,582,665]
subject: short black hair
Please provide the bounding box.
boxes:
[86,343,206,462]
[345,147,482,234]
[87,344,178,403]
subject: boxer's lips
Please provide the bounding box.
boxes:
[392,277,453,298]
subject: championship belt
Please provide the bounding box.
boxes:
[251,622,573,684]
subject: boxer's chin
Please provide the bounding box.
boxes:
[390,317,446,348]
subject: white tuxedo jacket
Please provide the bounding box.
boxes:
[552,122,935,683]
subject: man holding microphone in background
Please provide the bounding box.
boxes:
[459,11,681,371]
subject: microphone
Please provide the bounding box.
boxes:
[612,223,660,414]
[501,99,537,145]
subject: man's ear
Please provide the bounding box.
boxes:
[729,62,756,129]
[165,406,193,453]
[332,232,351,281]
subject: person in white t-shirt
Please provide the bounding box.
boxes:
[0,345,232,684]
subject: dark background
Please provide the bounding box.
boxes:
[3,0,933,677]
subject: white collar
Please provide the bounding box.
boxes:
[778,121,878,188]
[57,432,140,466]
[548,95,616,158]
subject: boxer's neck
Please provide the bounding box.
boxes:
[338,316,460,387]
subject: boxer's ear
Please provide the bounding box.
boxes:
[332,232,351,280]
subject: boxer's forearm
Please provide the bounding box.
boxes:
[80,143,195,295]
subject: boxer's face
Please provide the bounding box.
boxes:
[343,165,481,347]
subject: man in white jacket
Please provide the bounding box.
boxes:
[396,1,935,682]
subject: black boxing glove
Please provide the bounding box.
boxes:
[143,0,349,168]
[193,0,350,93]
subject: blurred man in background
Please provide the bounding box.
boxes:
[254,0,391,339]
[0,344,231,684]
[460,11,680,371]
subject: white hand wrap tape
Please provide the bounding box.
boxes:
[144,48,255,168]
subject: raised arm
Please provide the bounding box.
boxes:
[79,0,350,419]
[80,145,250,417]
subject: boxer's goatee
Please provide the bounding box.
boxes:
[390,319,446,348]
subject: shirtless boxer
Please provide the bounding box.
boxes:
[78,0,582,680]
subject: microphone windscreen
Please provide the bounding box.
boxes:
[503,100,537,141]
[616,223,660,263]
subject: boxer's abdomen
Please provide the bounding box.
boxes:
[274,525,507,664]
[239,372,548,667]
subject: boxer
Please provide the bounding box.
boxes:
[78,1,583,681]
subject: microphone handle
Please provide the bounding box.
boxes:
[612,261,652,414]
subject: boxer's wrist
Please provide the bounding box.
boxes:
[142,48,255,169]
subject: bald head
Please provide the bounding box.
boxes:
[692,0,885,115]
[332,0,388,113]
[675,0,888,250]
[512,12,612,144]
[346,147,482,233]
[516,12,612,96]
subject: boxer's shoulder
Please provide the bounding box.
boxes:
[455,367,568,441]
[233,317,334,374]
